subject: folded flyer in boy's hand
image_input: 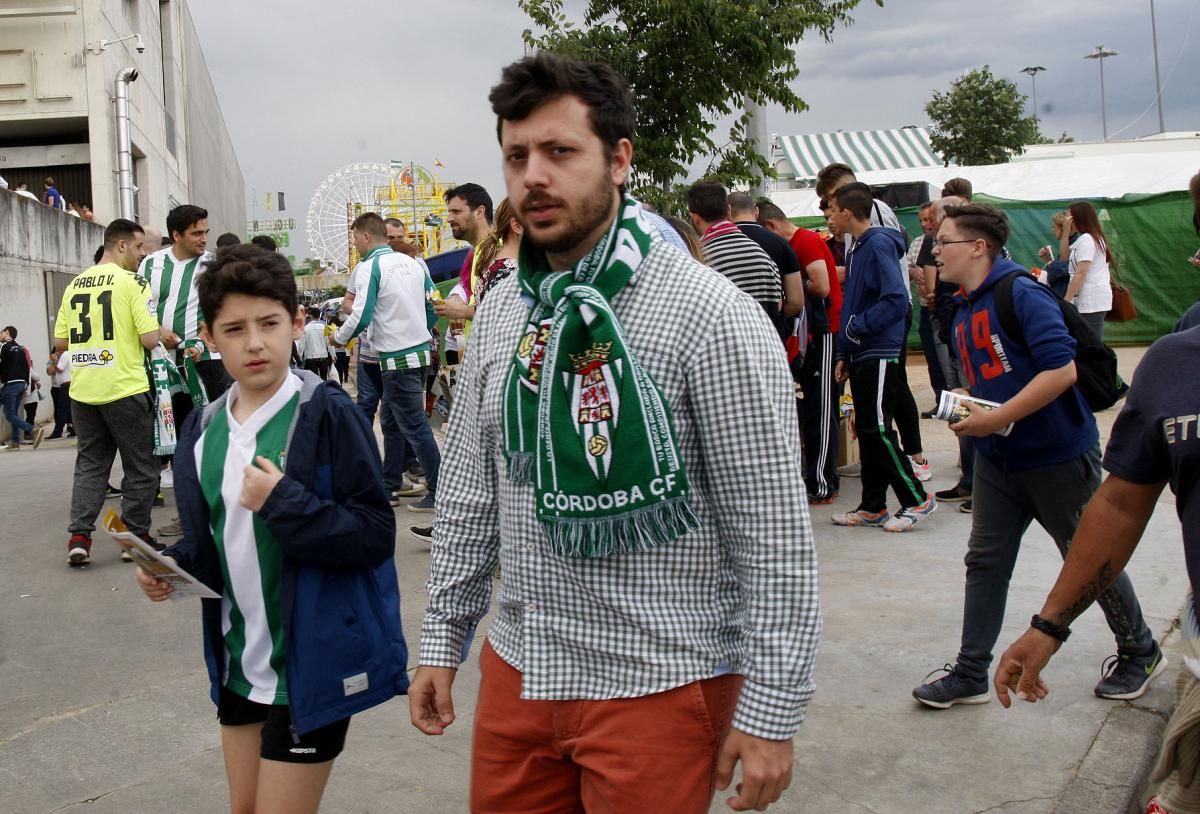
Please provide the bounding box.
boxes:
[934,391,1014,437]
[103,510,220,600]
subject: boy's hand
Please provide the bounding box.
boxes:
[950,400,1003,438]
[241,456,284,512]
[409,666,458,735]
[136,562,175,601]
[834,360,848,383]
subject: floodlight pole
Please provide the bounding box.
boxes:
[1150,0,1166,133]
[1084,46,1118,141]
[1020,66,1046,124]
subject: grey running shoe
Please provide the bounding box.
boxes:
[406,494,436,514]
[157,517,184,537]
[1094,643,1167,700]
[913,664,990,709]
[836,460,861,478]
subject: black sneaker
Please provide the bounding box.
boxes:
[959,500,973,513]
[1094,643,1168,700]
[67,534,92,566]
[913,664,990,709]
[122,532,166,562]
[935,486,971,502]
[153,491,165,507]
[410,526,433,543]
[105,483,122,499]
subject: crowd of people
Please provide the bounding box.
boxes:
[5,48,1200,814]
[0,173,95,219]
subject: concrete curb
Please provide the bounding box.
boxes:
[1055,615,1182,814]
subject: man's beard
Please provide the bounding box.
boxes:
[523,178,616,256]
[450,223,466,240]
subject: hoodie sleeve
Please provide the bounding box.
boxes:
[843,238,908,345]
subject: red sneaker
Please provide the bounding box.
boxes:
[67,534,92,566]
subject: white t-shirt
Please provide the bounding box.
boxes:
[53,353,71,386]
[1069,233,1112,314]
[442,283,467,354]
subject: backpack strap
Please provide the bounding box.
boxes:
[993,270,1032,349]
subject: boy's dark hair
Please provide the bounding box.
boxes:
[940,177,973,201]
[442,183,494,224]
[756,201,788,223]
[831,182,874,222]
[93,245,104,264]
[215,232,241,249]
[685,180,729,223]
[103,218,144,248]
[306,306,320,319]
[350,212,386,240]
[198,245,298,325]
[44,176,55,187]
[489,52,635,155]
[3,326,17,339]
[942,203,1009,261]
[166,204,208,239]
[251,234,278,252]
[815,162,855,198]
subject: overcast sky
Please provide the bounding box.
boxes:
[190,0,1200,262]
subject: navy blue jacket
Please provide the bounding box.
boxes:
[951,257,1098,471]
[837,226,910,362]
[164,370,408,734]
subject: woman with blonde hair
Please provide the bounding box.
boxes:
[1063,201,1115,340]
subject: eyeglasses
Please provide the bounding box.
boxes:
[932,238,979,249]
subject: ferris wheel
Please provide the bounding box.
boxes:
[306,161,456,272]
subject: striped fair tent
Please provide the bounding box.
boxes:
[773,127,944,181]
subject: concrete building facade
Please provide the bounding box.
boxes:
[0,0,244,235]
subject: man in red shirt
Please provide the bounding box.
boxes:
[759,202,843,503]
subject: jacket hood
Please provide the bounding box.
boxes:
[855,226,908,258]
[969,256,1028,301]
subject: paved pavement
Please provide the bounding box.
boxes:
[0,349,1187,813]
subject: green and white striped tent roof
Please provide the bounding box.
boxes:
[774,127,943,180]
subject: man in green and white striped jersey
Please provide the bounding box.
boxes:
[139,204,232,403]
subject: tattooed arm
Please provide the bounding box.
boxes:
[993,474,1166,708]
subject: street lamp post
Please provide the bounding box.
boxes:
[1020,66,1046,123]
[1083,46,1118,141]
[1150,0,1166,133]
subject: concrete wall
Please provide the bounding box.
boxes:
[0,0,244,235]
[0,188,104,435]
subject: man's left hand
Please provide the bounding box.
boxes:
[714,729,793,811]
[950,400,1003,438]
[241,456,284,511]
[433,296,473,321]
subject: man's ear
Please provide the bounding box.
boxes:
[609,138,634,187]
[292,307,306,340]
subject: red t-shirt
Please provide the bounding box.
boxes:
[789,227,842,333]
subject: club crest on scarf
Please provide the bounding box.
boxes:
[503,194,698,559]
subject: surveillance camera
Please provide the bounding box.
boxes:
[135,34,145,54]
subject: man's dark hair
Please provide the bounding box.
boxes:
[161,236,172,247]
[251,234,278,252]
[943,203,1009,261]
[489,52,636,154]
[685,181,729,223]
[103,218,144,248]
[350,212,386,240]
[166,204,208,239]
[756,202,788,223]
[918,201,933,212]
[3,326,17,340]
[941,177,973,201]
[93,245,104,264]
[815,162,856,198]
[831,182,874,222]
[43,176,55,188]
[727,191,757,218]
[215,232,241,249]
[199,245,298,325]
[443,183,494,224]
[306,306,320,320]
[383,217,406,232]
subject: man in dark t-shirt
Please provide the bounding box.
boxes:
[994,326,1199,808]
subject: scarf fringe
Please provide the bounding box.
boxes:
[506,452,534,482]
[541,497,699,559]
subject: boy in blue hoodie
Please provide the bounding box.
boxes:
[136,245,408,812]
[831,183,935,532]
[912,203,1161,709]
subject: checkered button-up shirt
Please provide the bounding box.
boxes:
[419,238,821,740]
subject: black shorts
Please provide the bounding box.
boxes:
[217,687,350,764]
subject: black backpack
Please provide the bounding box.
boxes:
[993,271,1128,413]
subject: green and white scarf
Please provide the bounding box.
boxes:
[503,194,698,558]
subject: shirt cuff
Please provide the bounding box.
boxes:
[419,620,472,669]
[731,678,810,741]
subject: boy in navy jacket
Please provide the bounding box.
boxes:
[137,245,408,812]
[912,203,1160,709]
[830,183,935,532]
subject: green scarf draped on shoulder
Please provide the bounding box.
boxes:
[502,194,698,558]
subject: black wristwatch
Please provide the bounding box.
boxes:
[1030,614,1071,643]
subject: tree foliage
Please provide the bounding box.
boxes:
[924,66,1043,166]
[518,0,880,211]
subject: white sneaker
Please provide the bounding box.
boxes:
[883,497,937,532]
[160,467,174,489]
[836,460,861,477]
[393,476,426,497]
[909,456,932,482]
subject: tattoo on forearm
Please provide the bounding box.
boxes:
[1054,560,1115,627]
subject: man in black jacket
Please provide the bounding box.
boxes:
[1,326,43,450]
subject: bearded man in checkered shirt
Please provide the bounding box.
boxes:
[408,52,820,814]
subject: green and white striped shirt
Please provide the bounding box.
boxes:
[196,374,301,705]
[140,247,219,361]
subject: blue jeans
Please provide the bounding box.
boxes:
[3,381,34,444]
[381,367,440,496]
[357,359,408,490]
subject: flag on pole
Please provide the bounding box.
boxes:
[277,192,286,212]
[265,192,273,211]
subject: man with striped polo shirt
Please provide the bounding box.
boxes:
[334,212,440,513]
[139,204,231,403]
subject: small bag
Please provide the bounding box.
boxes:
[1106,268,1136,323]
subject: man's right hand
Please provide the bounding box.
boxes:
[834,360,848,384]
[409,666,458,735]
[993,628,1059,708]
[160,329,182,350]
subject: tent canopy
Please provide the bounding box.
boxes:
[773,127,942,180]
